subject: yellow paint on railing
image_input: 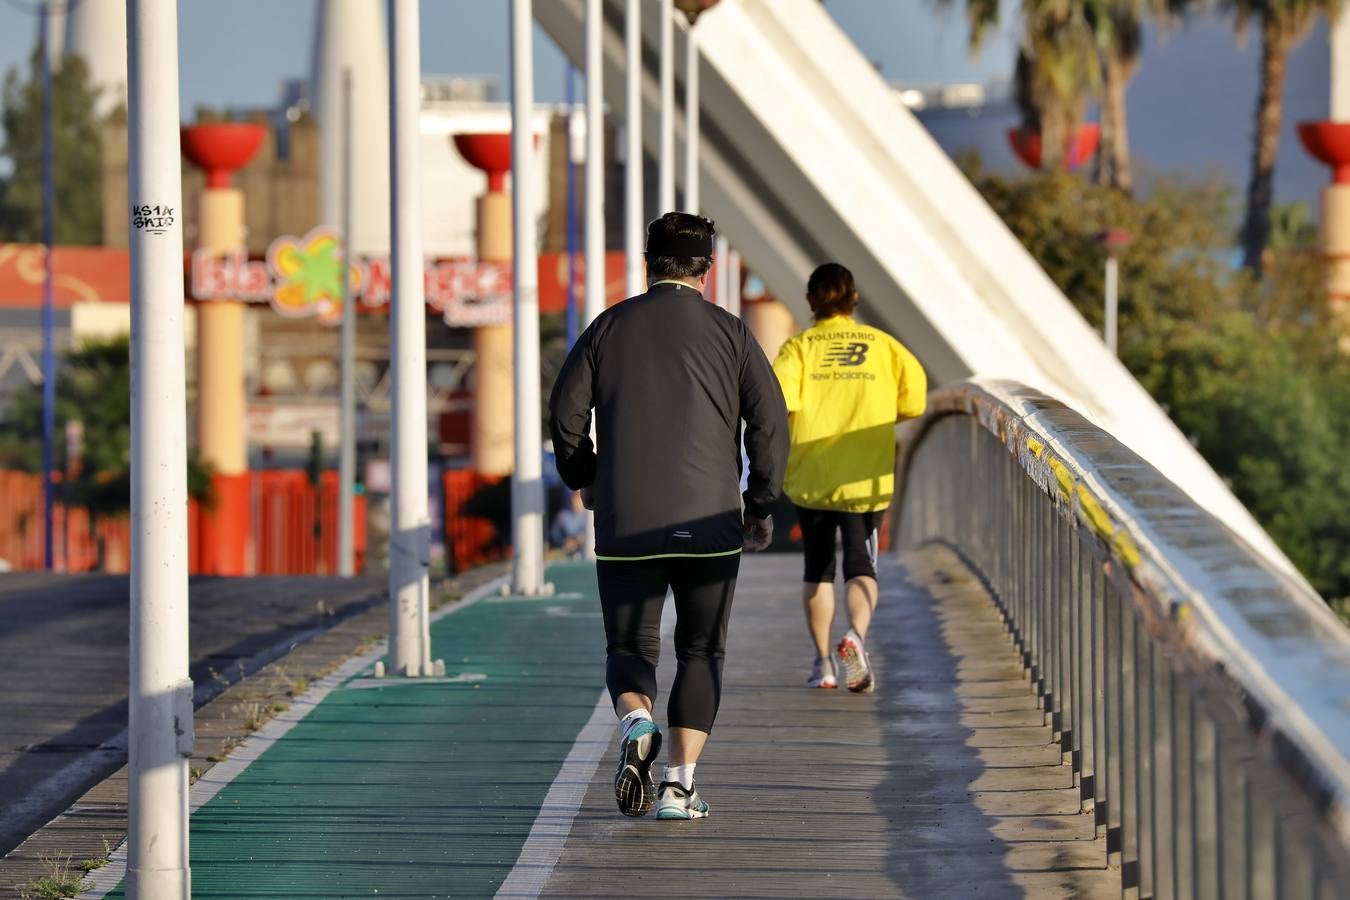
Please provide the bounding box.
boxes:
[1047,456,1074,503]
[1076,484,1115,542]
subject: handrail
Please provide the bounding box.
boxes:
[895,378,1350,893]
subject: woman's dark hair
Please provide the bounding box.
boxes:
[645,212,716,280]
[806,262,859,320]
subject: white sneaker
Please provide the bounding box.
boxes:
[837,629,874,693]
[806,656,837,689]
[656,781,710,820]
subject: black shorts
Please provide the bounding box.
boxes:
[795,506,879,584]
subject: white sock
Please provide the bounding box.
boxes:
[619,708,652,741]
[662,763,696,790]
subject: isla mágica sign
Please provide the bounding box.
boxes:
[190,227,513,327]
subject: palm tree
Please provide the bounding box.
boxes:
[1017,0,1101,170]
[1228,0,1343,274]
[1089,0,1145,191]
[948,0,1101,171]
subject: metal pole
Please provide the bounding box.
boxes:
[624,0,644,297]
[1105,255,1119,357]
[565,65,579,349]
[583,0,605,561]
[338,69,357,578]
[585,0,605,330]
[126,0,192,894]
[714,234,729,308]
[511,0,547,596]
[40,1,55,571]
[683,17,698,214]
[388,0,431,675]
[658,0,674,213]
[728,249,741,317]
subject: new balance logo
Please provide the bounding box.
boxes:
[822,342,870,367]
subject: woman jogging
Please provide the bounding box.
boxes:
[772,263,927,692]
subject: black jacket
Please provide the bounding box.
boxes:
[548,281,789,559]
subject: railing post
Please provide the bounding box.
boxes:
[1091,551,1108,829]
[1137,624,1155,898]
[1106,568,1124,868]
[1173,671,1195,898]
[1152,647,1175,899]
[1192,704,1220,900]
[1121,603,1140,895]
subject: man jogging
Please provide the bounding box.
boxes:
[773,262,926,693]
[548,212,788,821]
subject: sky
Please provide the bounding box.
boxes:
[0,1,1018,112]
[0,0,1333,210]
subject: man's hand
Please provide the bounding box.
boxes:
[742,515,773,552]
[579,487,595,510]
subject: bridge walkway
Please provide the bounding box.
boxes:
[535,547,1114,898]
[81,548,1116,898]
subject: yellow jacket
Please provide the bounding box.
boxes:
[772,315,927,512]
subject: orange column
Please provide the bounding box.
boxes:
[745,299,797,361]
[1324,185,1350,352]
[473,191,515,475]
[196,188,250,574]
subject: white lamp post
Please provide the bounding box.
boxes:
[658,0,674,213]
[126,0,192,894]
[625,0,644,297]
[511,0,548,596]
[387,0,432,675]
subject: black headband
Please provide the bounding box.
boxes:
[645,234,714,257]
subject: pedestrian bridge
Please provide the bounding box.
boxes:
[52,379,1347,899]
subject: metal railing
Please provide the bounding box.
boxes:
[896,379,1350,899]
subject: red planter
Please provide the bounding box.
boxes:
[1298,121,1350,184]
[181,122,267,188]
[454,133,513,192]
[1008,124,1101,171]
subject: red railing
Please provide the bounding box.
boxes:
[0,469,366,575]
[443,469,508,574]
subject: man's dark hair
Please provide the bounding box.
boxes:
[645,212,716,280]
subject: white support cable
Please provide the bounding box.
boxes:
[715,234,730,309]
[387,0,432,674]
[658,0,674,213]
[511,0,547,596]
[126,0,191,894]
[683,18,699,214]
[582,0,605,560]
[624,0,644,297]
[728,249,742,318]
[337,69,357,578]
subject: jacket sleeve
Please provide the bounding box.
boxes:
[893,339,928,421]
[547,321,599,490]
[772,336,804,414]
[739,325,790,519]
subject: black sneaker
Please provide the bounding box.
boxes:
[656,781,710,820]
[614,720,662,817]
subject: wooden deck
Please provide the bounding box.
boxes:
[541,546,1116,898]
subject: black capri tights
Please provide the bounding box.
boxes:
[597,554,740,733]
[796,506,879,583]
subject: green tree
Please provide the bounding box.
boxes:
[963,160,1350,602]
[0,49,104,244]
[1228,0,1344,274]
[0,337,214,527]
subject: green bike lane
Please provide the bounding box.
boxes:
[103,562,607,899]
